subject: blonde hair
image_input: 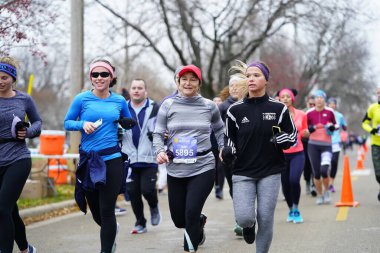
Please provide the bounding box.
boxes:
[228,60,248,100]
[0,56,20,84]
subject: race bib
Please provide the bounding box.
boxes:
[172,136,197,164]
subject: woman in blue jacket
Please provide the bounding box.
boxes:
[64,59,132,253]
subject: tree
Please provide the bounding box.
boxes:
[93,0,366,98]
[0,0,60,59]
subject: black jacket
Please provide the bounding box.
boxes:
[225,94,297,178]
[219,96,238,123]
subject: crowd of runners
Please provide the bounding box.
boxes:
[1,56,379,253]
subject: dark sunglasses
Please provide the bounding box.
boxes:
[308,103,315,106]
[91,72,110,78]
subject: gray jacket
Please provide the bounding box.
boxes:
[121,98,159,165]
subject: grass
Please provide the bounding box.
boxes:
[17,184,75,210]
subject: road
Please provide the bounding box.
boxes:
[16,147,380,253]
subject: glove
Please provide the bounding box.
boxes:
[270,132,292,150]
[370,128,379,135]
[221,147,236,165]
[147,132,153,142]
[15,121,29,139]
[115,117,136,130]
[308,125,316,134]
[326,123,336,132]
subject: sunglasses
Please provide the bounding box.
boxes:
[308,103,315,106]
[91,72,110,78]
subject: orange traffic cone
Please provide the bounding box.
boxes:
[336,155,359,207]
[356,158,364,170]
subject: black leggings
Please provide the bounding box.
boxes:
[0,158,31,253]
[302,139,313,182]
[308,143,332,180]
[212,149,225,191]
[85,157,124,253]
[167,169,214,252]
[126,166,158,227]
[330,151,340,179]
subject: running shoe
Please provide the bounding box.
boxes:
[22,245,36,253]
[215,187,223,200]
[292,209,303,224]
[130,225,147,234]
[329,184,336,193]
[316,195,324,205]
[199,213,207,245]
[310,185,317,197]
[242,224,256,244]
[115,206,126,216]
[323,191,331,204]
[234,223,243,236]
[286,210,294,222]
[150,206,161,226]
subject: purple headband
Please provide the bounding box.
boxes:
[247,61,269,81]
[0,62,17,80]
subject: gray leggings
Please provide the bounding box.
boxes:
[232,173,281,253]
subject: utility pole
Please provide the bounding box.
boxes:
[69,0,84,153]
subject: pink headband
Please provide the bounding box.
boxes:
[279,88,295,102]
[89,61,114,81]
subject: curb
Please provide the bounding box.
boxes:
[19,199,76,218]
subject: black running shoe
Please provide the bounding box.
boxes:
[243,224,256,244]
[199,213,207,245]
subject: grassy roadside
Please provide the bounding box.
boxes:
[17,184,75,210]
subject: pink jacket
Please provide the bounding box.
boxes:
[284,107,307,153]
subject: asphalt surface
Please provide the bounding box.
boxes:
[14,147,380,253]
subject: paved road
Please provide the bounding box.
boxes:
[15,148,380,253]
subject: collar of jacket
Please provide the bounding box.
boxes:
[244,93,269,104]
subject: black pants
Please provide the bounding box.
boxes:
[212,149,224,192]
[0,158,31,253]
[85,157,124,253]
[302,139,313,182]
[330,151,340,179]
[167,169,214,252]
[126,166,158,227]
[222,161,234,198]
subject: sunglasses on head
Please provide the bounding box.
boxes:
[91,72,110,78]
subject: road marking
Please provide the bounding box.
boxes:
[336,207,349,221]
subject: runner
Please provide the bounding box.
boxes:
[0,56,41,253]
[279,88,308,224]
[223,61,297,252]
[361,86,380,201]
[64,59,133,253]
[327,97,347,192]
[153,64,224,253]
[121,79,161,234]
[306,89,337,205]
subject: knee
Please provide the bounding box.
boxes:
[171,213,185,228]
[235,212,255,228]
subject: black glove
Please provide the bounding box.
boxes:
[114,117,136,130]
[222,147,236,165]
[270,132,292,150]
[15,121,29,139]
[308,125,316,134]
[147,132,153,142]
[370,128,378,135]
[121,152,129,162]
[326,123,335,132]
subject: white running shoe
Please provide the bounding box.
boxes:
[316,195,324,205]
[323,191,331,204]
